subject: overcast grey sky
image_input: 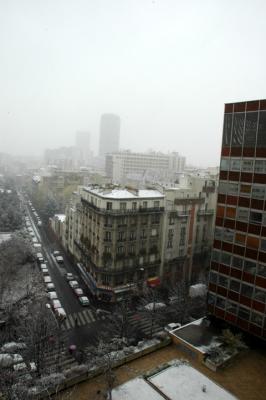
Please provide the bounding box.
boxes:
[0,0,266,166]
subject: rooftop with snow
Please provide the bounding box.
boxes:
[83,185,164,200]
[112,360,237,400]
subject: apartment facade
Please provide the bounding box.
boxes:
[65,186,165,302]
[208,99,266,340]
[162,175,217,284]
[105,151,186,183]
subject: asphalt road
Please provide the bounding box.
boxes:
[22,195,105,349]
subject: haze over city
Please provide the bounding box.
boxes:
[1,0,266,165]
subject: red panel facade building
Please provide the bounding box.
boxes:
[208,99,266,340]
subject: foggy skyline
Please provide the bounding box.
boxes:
[1,0,266,166]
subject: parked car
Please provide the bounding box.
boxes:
[73,288,84,297]
[48,291,58,300]
[143,302,166,311]
[164,322,181,332]
[53,250,60,256]
[46,283,55,291]
[55,255,64,264]
[79,296,90,306]
[69,280,79,289]
[36,253,44,263]
[42,268,49,276]
[44,276,52,284]
[37,221,42,226]
[65,272,74,281]
[52,300,62,310]
[55,307,66,320]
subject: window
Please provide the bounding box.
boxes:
[232,256,243,270]
[222,113,233,146]
[151,215,160,225]
[242,159,254,172]
[243,260,256,275]
[218,275,229,288]
[180,227,186,246]
[223,229,234,242]
[150,254,156,262]
[104,246,111,253]
[238,307,250,321]
[132,202,137,210]
[168,229,174,238]
[250,211,262,224]
[151,228,157,237]
[105,231,112,241]
[118,216,127,226]
[227,302,238,315]
[241,284,253,298]
[228,183,238,195]
[209,272,218,284]
[251,312,263,327]
[216,297,226,309]
[231,113,244,146]
[167,240,173,249]
[230,158,241,171]
[120,202,126,210]
[207,293,215,305]
[257,111,266,148]
[243,111,258,147]
[128,245,135,255]
[240,184,251,196]
[118,231,126,241]
[140,229,146,239]
[214,227,223,240]
[129,231,136,240]
[117,246,125,254]
[254,160,266,173]
[226,207,236,219]
[257,264,266,277]
[169,215,175,225]
[106,202,112,210]
[154,201,160,208]
[143,201,148,209]
[261,239,266,252]
[254,289,266,303]
[237,208,249,222]
[220,158,230,170]
[230,279,240,292]
[221,252,231,266]
[235,232,246,244]
[218,181,228,194]
[252,185,265,200]
[212,250,220,263]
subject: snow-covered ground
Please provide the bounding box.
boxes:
[149,363,237,400]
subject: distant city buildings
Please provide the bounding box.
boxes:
[208,99,266,340]
[98,113,120,157]
[75,131,92,166]
[105,151,186,184]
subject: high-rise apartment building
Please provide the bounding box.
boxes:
[99,114,120,157]
[208,99,266,340]
[105,151,186,183]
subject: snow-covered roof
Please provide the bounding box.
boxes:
[54,214,66,222]
[83,186,164,199]
[112,362,237,400]
[148,363,237,400]
[112,377,163,400]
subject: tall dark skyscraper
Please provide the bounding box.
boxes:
[98,113,120,156]
[208,99,266,340]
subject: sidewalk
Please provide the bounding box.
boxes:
[56,343,266,400]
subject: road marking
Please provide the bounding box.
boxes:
[87,309,95,322]
[68,314,75,328]
[82,310,93,323]
[78,312,86,325]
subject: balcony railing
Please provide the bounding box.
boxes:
[197,209,214,216]
[81,198,164,215]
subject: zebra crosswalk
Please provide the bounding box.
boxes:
[127,312,163,337]
[61,309,98,331]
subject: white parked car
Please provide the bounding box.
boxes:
[42,268,49,276]
[52,300,62,310]
[46,283,55,291]
[55,255,64,264]
[65,272,74,281]
[48,291,58,300]
[55,307,67,320]
[69,280,79,289]
[143,302,166,311]
[164,322,181,332]
[53,250,60,256]
[44,276,52,284]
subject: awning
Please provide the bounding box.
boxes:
[147,276,161,288]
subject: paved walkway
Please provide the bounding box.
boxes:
[56,343,266,400]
